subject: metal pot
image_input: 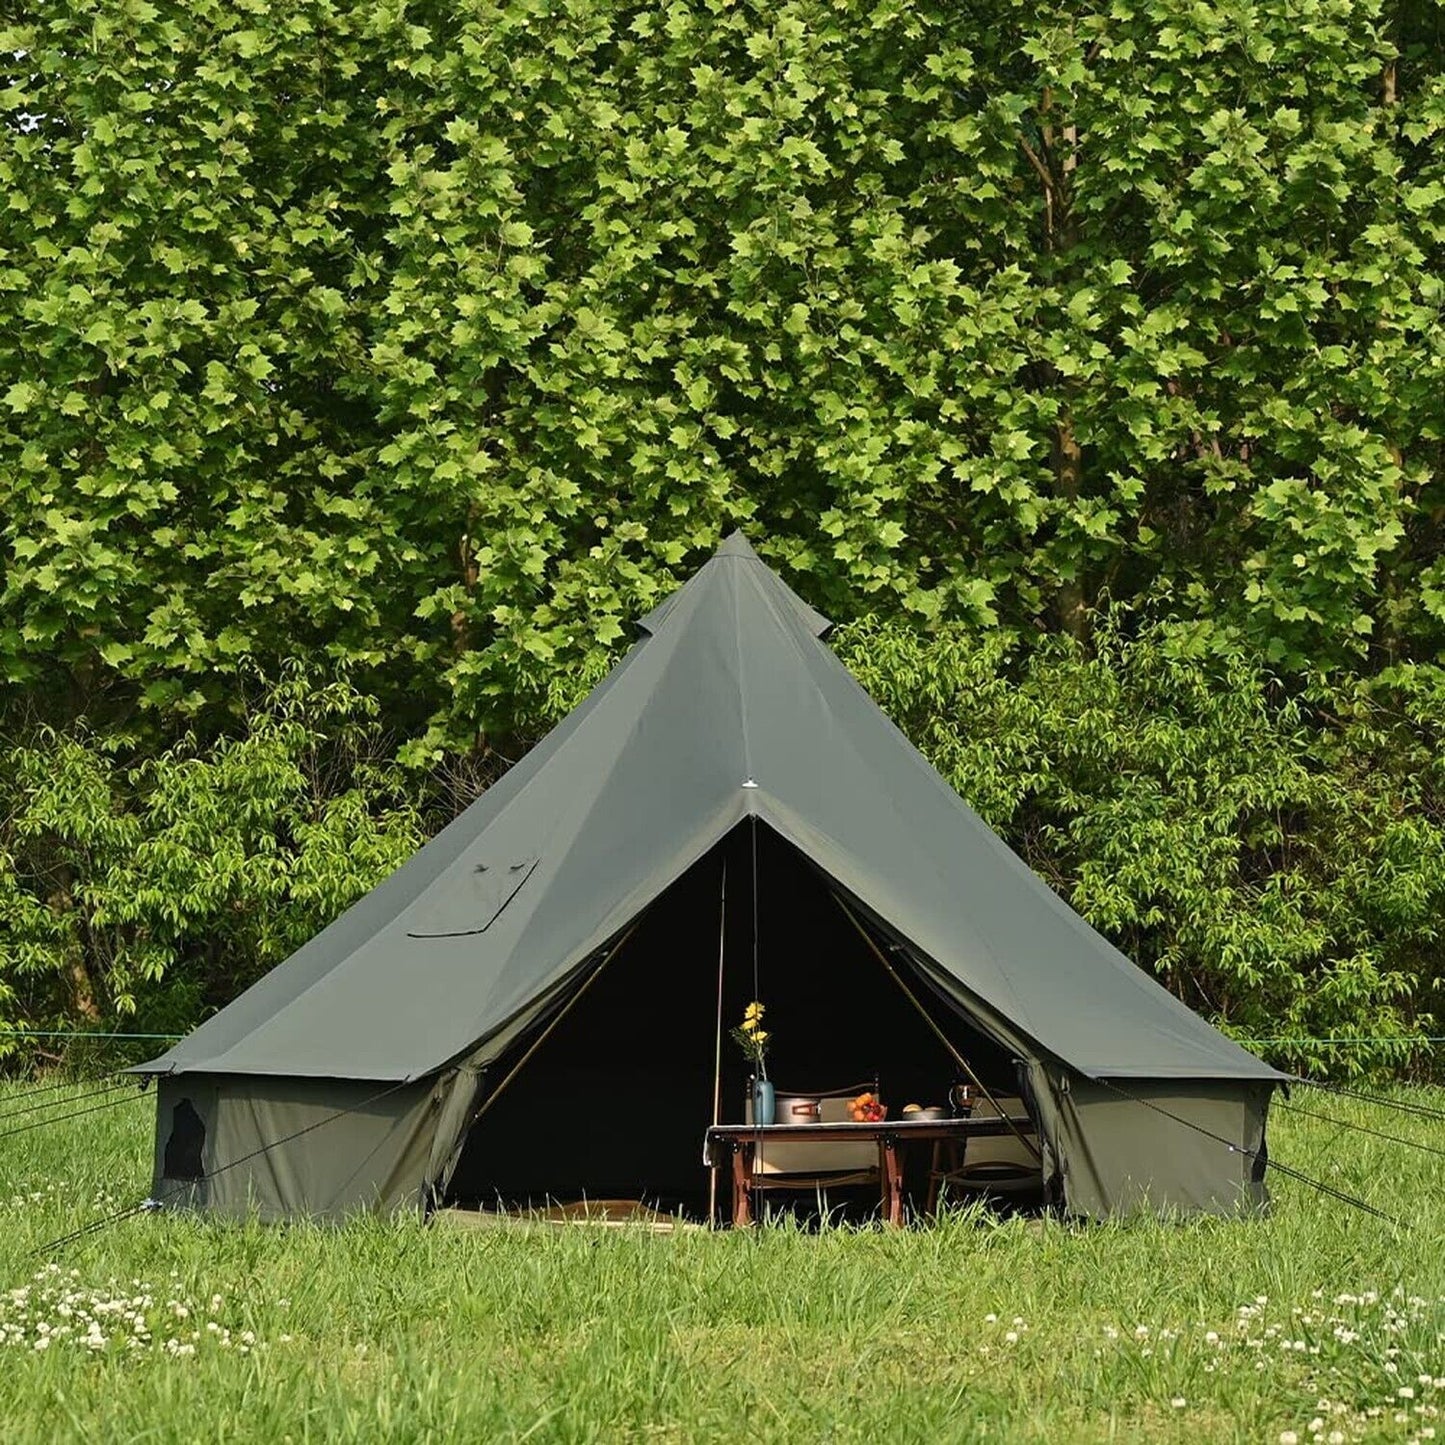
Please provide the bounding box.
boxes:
[773,1094,821,1125]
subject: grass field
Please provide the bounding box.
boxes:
[0,1080,1442,1444]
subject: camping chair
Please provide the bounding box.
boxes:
[925,1093,1043,1213]
[742,1080,881,1219]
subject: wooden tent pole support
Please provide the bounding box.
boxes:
[708,856,728,1228]
[832,894,1042,1163]
[467,919,644,1128]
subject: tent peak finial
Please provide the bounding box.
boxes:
[716,530,759,559]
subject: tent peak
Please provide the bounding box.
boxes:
[636,532,833,639]
[716,529,760,558]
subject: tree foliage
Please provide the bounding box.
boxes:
[837,618,1444,1077]
[1,0,1444,1066]
[4,0,1443,745]
[0,672,422,1060]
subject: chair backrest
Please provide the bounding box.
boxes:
[746,1088,880,1177]
[960,1094,1039,1175]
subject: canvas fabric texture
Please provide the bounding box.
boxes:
[150,1074,447,1218]
[137,534,1284,1221]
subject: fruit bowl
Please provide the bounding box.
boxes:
[847,1091,886,1123]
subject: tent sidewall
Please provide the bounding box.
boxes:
[151,1073,453,1221]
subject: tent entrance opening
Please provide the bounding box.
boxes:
[442,822,1024,1221]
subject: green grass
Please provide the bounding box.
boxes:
[1,1081,1442,1443]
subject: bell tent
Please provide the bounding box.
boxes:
[136,533,1283,1221]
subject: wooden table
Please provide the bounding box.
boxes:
[705,1116,1037,1228]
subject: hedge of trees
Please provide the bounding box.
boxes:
[2,0,1442,1074]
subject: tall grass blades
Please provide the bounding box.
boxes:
[0,1084,1441,1443]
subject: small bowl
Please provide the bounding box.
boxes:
[914,1106,949,1121]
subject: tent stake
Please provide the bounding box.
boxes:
[832,893,1042,1163]
[708,856,728,1228]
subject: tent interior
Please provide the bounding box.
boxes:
[443,822,1037,1223]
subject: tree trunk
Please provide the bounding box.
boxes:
[451,504,481,653]
[49,866,102,1023]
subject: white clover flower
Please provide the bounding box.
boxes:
[1004,1331,1018,1344]
[984,1313,997,1323]
[1205,1330,1220,1345]
[1171,1397,1186,1409]
[1280,1432,1299,1445]
[1135,1325,1150,1338]
[1401,1389,1417,1400]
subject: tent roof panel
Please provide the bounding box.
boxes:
[139,533,1282,1084]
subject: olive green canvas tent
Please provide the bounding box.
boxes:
[136,533,1282,1221]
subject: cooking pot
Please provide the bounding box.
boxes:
[774,1094,821,1125]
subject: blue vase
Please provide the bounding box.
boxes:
[752,1078,775,1126]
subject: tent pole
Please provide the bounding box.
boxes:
[465,919,644,1129]
[832,893,1042,1163]
[708,856,728,1228]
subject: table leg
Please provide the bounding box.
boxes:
[882,1135,904,1228]
[731,1140,754,1228]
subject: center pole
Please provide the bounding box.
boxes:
[707,855,728,1227]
